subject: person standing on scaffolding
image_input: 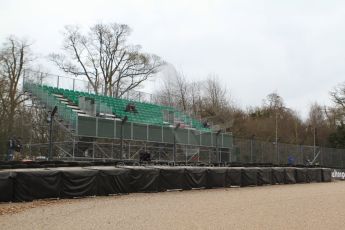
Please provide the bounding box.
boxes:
[7,137,23,161]
[7,137,16,161]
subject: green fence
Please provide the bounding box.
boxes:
[77,116,232,148]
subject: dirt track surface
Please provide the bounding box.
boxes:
[1,182,345,230]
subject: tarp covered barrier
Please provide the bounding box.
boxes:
[60,169,98,198]
[295,168,307,183]
[0,171,13,202]
[228,168,242,186]
[257,168,272,185]
[206,167,228,188]
[96,167,131,195]
[14,170,61,201]
[322,168,332,182]
[241,168,258,186]
[284,168,296,184]
[272,167,285,184]
[129,167,160,192]
[0,166,333,202]
[185,167,207,188]
[159,167,189,190]
[307,168,322,183]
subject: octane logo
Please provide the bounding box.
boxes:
[332,170,345,180]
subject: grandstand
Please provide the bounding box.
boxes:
[36,84,211,131]
[23,78,233,163]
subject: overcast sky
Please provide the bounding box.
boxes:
[1,0,345,118]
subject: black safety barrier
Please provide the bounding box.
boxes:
[241,168,258,187]
[228,167,242,186]
[0,171,14,202]
[322,168,332,182]
[295,168,308,183]
[159,167,190,190]
[96,167,132,195]
[14,170,61,201]
[185,167,208,189]
[257,167,272,185]
[0,166,333,202]
[59,168,98,198]
[284,168,296,184]
[128,167,161,192]
[206,167,228,188]
[272,167,285,184]
[307,168,322,183]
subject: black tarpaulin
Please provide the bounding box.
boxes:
[206,167,228,188]
[129,167,160,192]
[0,166,334,202]
[284,168,296,184]
[322,168,332,182]
[228,167,242,186]
[295,168,307,183]
[272,167,285,184]
[60,168,98,198]
[0,171,13,202]
[185,167,207,188]
[14,169,61,201]
[96,167,131,195]
[159,167,189,190]
[241,168,258,186]
[257,167,272,185]
[307,168,322,182]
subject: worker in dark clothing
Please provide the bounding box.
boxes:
[14,137,22,153]
[203,120,210,128]
[139,150,151,162]
[7,137,15,161]
[6,137,22,161]
[125,103,138,113]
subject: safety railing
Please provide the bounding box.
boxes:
[23,81,78,130]
[233,137,345,168]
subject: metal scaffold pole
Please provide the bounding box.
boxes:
[48,106,58,161]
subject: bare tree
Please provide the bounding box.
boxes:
[174,72,189,111]
[0,36,32,157]
[324,106,340,127]
[189,81,202,116]
[264,92,284,110]
[203,75,228,109]
[155,70,233,128]
[50,23,163,97]
[330,83,345,110]
[307,103,325,126]
[0,36,31,136]
[153,65,178,107]
[154,65,203,116]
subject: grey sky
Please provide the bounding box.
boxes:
[1,0,345,118]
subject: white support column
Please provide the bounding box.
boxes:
[114,119,116,139]
[146,124,149,141]
[128,143,131,160]
[131,122,133,140]
[185,145,188,164]
[96,117,99,137]
[72,137,75,160]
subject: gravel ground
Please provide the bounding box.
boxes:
[1,182,345,230]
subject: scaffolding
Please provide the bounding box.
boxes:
[21,71,233,163]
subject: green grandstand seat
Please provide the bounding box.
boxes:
[32,84,211,131]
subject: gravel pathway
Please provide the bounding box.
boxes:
[1,182,345,230]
